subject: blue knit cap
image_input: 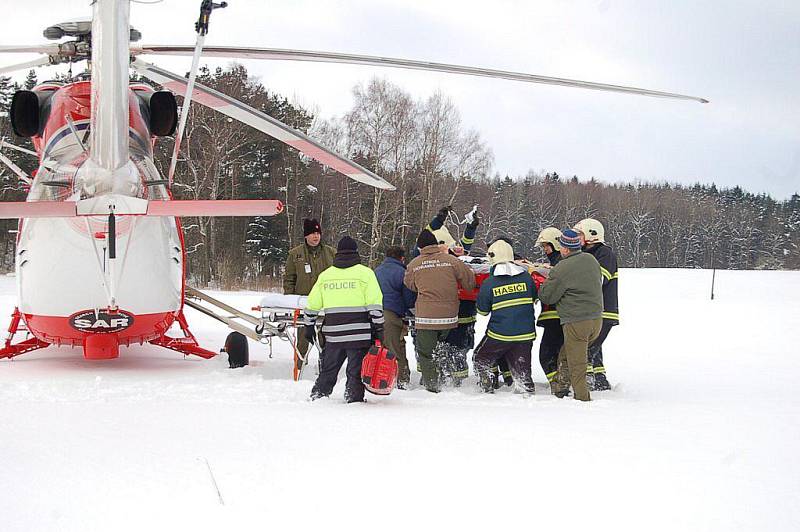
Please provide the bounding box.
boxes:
[559,229,582,250]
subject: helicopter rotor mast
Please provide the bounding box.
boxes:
[90,0,131,172]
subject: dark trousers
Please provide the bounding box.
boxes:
[473,337,534,393]
[491,358,513,384]
[311,345,367,403]
[539,321,564,382]
[588,320,615,374]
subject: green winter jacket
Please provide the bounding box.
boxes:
[538,250,603,325]
[283,242,336,296]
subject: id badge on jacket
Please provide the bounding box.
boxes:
[304,264,312,274]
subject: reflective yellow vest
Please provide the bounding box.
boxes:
[305,264,384,348]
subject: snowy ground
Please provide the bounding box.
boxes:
[1,268,798,531]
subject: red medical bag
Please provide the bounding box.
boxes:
[361,341,399,395]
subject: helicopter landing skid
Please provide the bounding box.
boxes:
[149,309,217,359]
[0,307,50,360]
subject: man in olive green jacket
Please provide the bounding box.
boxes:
[284,218,336,363]
[539,229,603,401]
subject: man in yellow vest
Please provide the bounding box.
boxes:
[305,236,384,403]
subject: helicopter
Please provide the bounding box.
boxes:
[0,0,706,362]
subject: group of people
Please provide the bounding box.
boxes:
[282,209,619,403]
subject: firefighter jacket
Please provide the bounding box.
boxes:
[304,260,384,350]
[283,242,336,296]
[404,245,476,330]
[476,263,537,342]
[458,299,478,325]
[374,257,416,317]
[537,250,562,326]
[584,243,619,324]
[539,250,603,325]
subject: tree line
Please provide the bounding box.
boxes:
[0,66,797,288]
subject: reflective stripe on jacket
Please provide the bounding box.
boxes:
[584,243,619,325]
[404,245,476,330]
[476,267,537,342]
[537,250,561,325]
[305,264,384,349]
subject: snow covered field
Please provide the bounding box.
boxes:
[1,268,798,531]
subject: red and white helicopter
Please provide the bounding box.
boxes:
[0,0,706,362]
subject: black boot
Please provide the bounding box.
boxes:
[594,372,611,391]
[478,373,496,394]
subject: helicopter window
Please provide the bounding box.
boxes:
[26,152,86,202]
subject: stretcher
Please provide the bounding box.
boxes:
[185,287,317,379]
[185,287,310,346]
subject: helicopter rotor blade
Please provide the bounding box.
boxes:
[130,58,395,191]
[133,45,709,104]
[0,56,52,76]
[0,45,59,55]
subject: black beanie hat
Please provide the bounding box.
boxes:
[417,229,438,249]
[303,218,321,237]
[337,236,358,253]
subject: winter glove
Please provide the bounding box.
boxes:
[371,325,384,344]
[467,211,480,229]
[304,326,316,346]
[435,205,453,223]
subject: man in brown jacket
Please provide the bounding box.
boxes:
[404,229,475,392]
[283,218,336,366]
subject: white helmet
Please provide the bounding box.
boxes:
[535,227,562,251]
[487,239,514,265]
[431,226,456,248]
[573,218,605,244]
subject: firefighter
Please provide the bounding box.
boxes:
[306,236,384,403]
[534,228,564,393]
[473,239,537,394]
[374,246,416,389]
[283,218,335,370]
[485,236,518,388]
[539,229,603,402]
[573,218,618,391]
[404,229,476,393]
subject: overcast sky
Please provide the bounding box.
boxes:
[1,0,798,198]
